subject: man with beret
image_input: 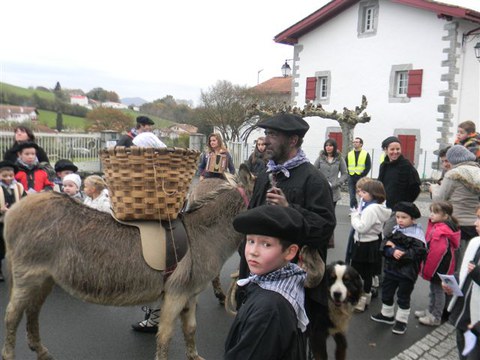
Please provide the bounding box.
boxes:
[116,115,155,147]
[225,205,308,360]
[236,113,336,356]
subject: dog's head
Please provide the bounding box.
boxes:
[326,261,363,306]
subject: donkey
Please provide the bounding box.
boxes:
[2,167,254,360]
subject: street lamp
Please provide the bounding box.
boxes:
[281,59,292,77]
[475,42,480,62]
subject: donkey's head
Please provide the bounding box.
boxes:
[225,164,255,199]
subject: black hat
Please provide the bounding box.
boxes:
[394,202,421,219]
[257,113,310,137]
[233,205,308,245]
[0,160,18,173]
[54,159,78,173]
[136,116,155,126]
[381,136,400,149]
[14,141,39,153]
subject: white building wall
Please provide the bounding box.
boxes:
[292,0,478,178]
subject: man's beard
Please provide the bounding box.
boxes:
[266,141,290,164]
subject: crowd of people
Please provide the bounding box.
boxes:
[0,114,479,359]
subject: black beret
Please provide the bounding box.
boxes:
[394,202,421,219]
[381,136,400,149]
[54,159,78,173]
[14,141,39,153]
[0,160,18,173]
[136,116,155,126]
[233,205,308,245]
[257,113,310,137]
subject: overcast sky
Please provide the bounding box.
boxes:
[1,0,478,105]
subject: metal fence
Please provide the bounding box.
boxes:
[0,131,103,172]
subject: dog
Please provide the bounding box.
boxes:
[308,260,363,360]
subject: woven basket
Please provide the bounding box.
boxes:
[100,147,200,221]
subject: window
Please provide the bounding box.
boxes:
[389,65,423,103]
[364,6,375,32]
[358,0,379,38]
[305,71,331,104]
[319,77,328,99]
[395,71,408,97]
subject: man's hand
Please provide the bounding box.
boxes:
[266,187,289,207]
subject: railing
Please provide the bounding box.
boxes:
[0,131,102,172]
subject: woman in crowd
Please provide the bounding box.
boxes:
[198,133,235,180]
[313,138,347,248]
[3,125,49,164]
[245,136,267,176]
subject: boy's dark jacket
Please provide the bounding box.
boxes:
[382,229,427,281]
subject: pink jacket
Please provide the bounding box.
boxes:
[421,220,461,281]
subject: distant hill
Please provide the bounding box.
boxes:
[121,97,147,106]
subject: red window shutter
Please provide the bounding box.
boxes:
[407,69,423,97]
[328,132,343,152]
[306,77,317,101]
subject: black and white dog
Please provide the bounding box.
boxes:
[309,261,363,360]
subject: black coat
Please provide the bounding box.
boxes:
[4,143,49,164]
[239,162,336,306]
[225,284,306,360]
[382,231,427,281]
[378,155,421,209]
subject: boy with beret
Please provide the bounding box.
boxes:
[53,159,79,193]
[225,205,309,360]
[0,161,25,281]
[116,116,155,147]
[371,202,427,335]
[14,142,54,193]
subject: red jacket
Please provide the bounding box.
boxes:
[421,220,461,281]
[15,166,54,193]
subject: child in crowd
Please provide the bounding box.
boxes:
[83,175,111,213]
[444,205,480,360]
[350,180,391,312]
[14,142,54,193]
[224,205,308,360]
[53,159,78,192]
[0,161,25,281]
[62,173,83,201]
[417,201,460,326]
[371,202,427,335]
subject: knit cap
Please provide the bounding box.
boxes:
[446,145,476,165]
[63,173,82,190]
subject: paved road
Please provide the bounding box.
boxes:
[0,203,459,359]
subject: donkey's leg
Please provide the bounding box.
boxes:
[2,287,26,360]
[180,295,204,360]
[25,278,55,360]
[155,292,189,360]
[211,275,226,305]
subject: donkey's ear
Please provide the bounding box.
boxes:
[238,164,255,194]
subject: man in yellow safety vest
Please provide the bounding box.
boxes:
[345,137,371,209]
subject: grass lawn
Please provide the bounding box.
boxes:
[38,110,87,131]
[0,82,55,102]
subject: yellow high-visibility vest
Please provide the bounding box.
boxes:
[347,149,368,175]
[379,152,386,164]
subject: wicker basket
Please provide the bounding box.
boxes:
[100,147,200,221]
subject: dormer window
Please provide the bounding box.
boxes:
[358,0,379,38]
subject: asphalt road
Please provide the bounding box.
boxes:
[0,205,436,360]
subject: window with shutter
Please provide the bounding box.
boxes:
[306,77,317,101]
[407,69,423,97]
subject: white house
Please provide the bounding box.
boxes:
[70,95,89,107]
[274,0,480,178]
[101,101,128,110]
[0,105,38,122]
